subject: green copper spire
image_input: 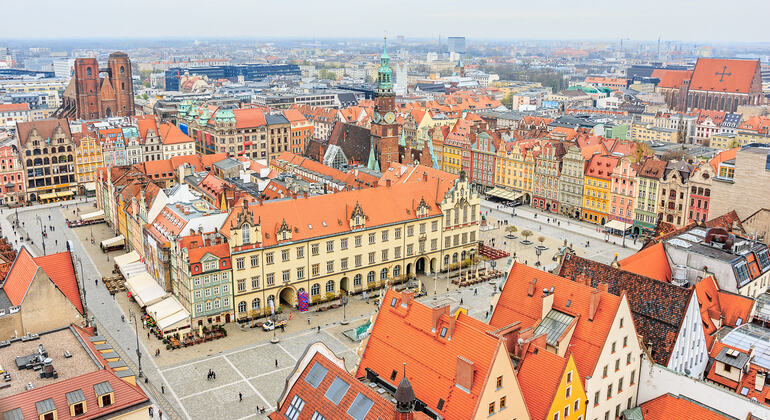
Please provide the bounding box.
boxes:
[377,36,393,93]
[367,144,380,172]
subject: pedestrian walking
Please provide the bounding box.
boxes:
[239,392,243,402]
[161,385,165,394]
[317,325,320,333]
[275,359,278,368]
[121,315,125,322]
[149,406,154,417]
[95,279,98,286]
[147,332,150,339]
[460,298,464,305]
[307,315,310,325]
[158,410,162,419]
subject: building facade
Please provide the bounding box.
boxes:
[74,135,104,189]
[633,158,666,235]
[659,161,693,228]
[609,156,637,227]
[582,155,618,225]
[17,119,76,201]
[532,141,564,213]
[557,144,585,219]
[178,234,234,326]
[687,163,714,224]
[0,146,25,205]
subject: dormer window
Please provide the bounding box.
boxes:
[66,389,86,416]
[440,326,448,338]
[242,224,250,244]
[94,381,114,408]
[390,297,397,307]
[36,398,56,420]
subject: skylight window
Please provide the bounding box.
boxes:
[390,297,397,307]
[304,362,328,388]
[347,394,375,420]
[440,327,448,338]
[324,376,350,405]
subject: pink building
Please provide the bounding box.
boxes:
[609,156,637,227]
[0,146,25,205]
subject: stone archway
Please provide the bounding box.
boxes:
[340,277,349,293]
[416,257,427,274]
[430,258,437,274]
[279,286,296,307]
[406,263,413,276]
[600,217,606,225]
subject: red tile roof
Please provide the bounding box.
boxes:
[135,114,159,141]
[639,393,733,420]
[35,251,84,314]
[695,276,754,350]
[709,148,738,172]
[689,58,760,94]
[186,242,230,265]
[490,262,622,380]
[0,246,37,306]
[585,155,619,180]
[618,242,672,283]
[516,345,567,420]
[0,103,30,112]
[356,288,505,420]
[159,122,194,145]
[653,69,693,90]
[0,368,149,420]
[233,108,266,129]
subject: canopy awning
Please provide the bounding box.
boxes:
[120,262,146,279]
[604,219,631,231]
[56,190,74,197]
[147,297,190,332]
[80,210,104,221]
[39,192,57,200]
[486,187,523,202]
[113,251,140,268]
[84,182,97,191]
[125,272,167,307]
[100,235,125,247]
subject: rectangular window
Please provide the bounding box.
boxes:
[237,279,245,292]
[266,273,274,286]
[432,221,438,232]
[326,261,334,273]
[419,223,426,234]
[395,228,401,239]
[311,244,319,256]
[607,384,613,398]
[566,386,572,398]
[627,353,631,365]
[341,258,348,270]
[382,230,389,242]
[355,235,362,247]
[326,240,334,253]
[630,370,636,385]
[489,402,495,415]
[340,238,348,250]
[618,378,624,393]
[251,276,259,289]
[368,252,375,264]
[407,225,414,237]
[594,391,600,406]
[297,246,304,259]
[282,249,290,262]
[285,395,305,420]
[394,246,401,259]
[382,249,389,261]
[623,336,628,347]
[496,376,503,388]
[406,244,414,256]
[236,258,245,270]
[355,255,362,267]
[500,396,506,409]
[615,359,620,371]
[251,255,259,267]
[431,238,438,250]
[265,252,274,265]
[297,267,305,280]
[368,233,376,244]
[312,264,319,276]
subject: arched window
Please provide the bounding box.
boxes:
[311,283,320,296]
[58,146,65,153]
[325,280,335,293]
[67,146,72,152]
[393,265,401,277]
[33,158,42,166]
[444,255,450,265]
[252,298,260,310]
[238,301,246,313]
[25,150,30,156]
[43,157,49,165]
[452,253,458,263]
[26,159,32,166]
[120,65,125,74]
[705,189,710,197]
[380,268,388,280]
[353,274,362,286]
[267,295,274,305]
[86,67,92,76]
[242,224,250,244]
[367,271,375,284]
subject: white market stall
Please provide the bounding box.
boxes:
[100,235,125,252]
[119,261,146,280]
[80,210,105,222]
[125,272,167,307]
[114,251,140,268]
[146,297,191,335]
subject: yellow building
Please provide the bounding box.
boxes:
[519,349,587,420]
[222,170,479,320]
[443,139,464,175]
[495,142,536,199]
[582,155,618,225]
[75,135,104,192]
[630,123,680,143]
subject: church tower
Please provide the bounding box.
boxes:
[370,37,400,171]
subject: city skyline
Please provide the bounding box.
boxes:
[2,0,770,43]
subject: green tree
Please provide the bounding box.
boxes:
[521,230,533,242]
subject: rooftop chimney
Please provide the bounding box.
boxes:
[431,305,449,332]
[422,172,428,181]
[455,356,475,392]
[756,370,766,392]
[527,278,537,297]
[401,291,414,308]
[589,288,602,322]
[386,179,392,187]
[541,287,554,320]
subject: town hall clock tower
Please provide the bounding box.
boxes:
[369,37,400,171]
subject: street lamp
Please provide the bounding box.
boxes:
[128,310,144,378]
[35,215,46,255]
[341,295,349,325]
[75,255,88,313]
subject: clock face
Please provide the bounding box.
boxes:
[373,112,382,123]
[384,112,396,124]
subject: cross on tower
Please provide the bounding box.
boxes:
[715,65,732,82]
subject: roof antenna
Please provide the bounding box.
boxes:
[403,362,407,377]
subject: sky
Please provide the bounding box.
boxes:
[2,0,769,43]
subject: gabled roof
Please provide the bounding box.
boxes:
[270,342,412,420]
[695,275,754,349]
[638,158,667,179]
[0,368,149,420]
[585,155,619,180]
[233,108,266,129]
[158,122,194,145]
[490,262,622,379]
[618,242,672,283]
[516,345,568,420]
[0,247,37,306]
[558,253,692,365]
[186,242,230,265]
[709,148,738,172]
[689,58,760,94]
[356,288,503,420]
[16,119,71,147]
[35,251,83,314]
[639,393,734,420]
[653,69,693,90]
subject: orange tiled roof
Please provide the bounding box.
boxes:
[516,345,568,420]
[34,251,83,314]
[187,242,230,265]
[639,393,733,420]
[135,114,159,140]
[689,58,760,94]
[490,262,621,379]
[356,288,504,420]
[233,108,266,129]
[159,122,194,145]
[585,155,619,180]
[222,174,456,248]
[0,246,37,306]
[0,103,30,112]
[654,69,693,90]
[618,242,672,283]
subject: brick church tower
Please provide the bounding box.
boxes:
[369,37,400,171]
[57,51,135,120]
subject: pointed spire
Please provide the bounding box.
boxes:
[382,35,389,59]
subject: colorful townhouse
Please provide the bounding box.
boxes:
[177,232,234,326]
[532,140,565,213]
[74,135,104,192]
[608,156,637,228]
[633,158,667,236]
[659,160,694,228]
[469,130,499,192]
[581,155,618,225]
[688,162,715,224]
[0,145,25,205]
[97,127,127,167]
[442,120,471,176]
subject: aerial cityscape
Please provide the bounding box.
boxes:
[1,2,770,419]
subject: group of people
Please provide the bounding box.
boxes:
[207,369,217,380]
